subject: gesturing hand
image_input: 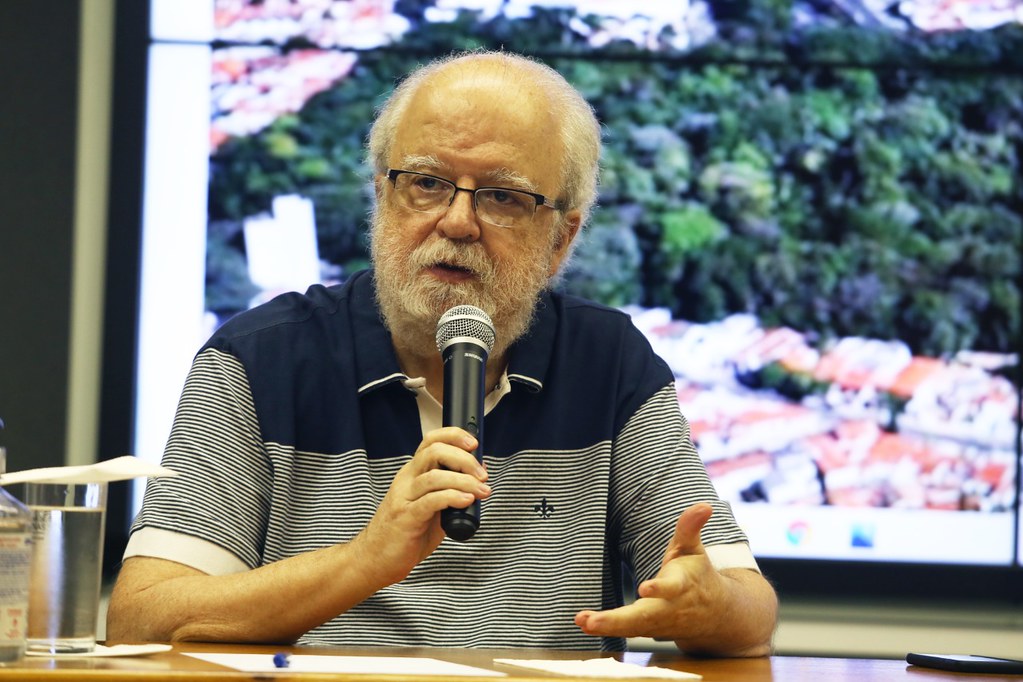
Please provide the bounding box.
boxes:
[574,502,728,644]
[350,427,491,589]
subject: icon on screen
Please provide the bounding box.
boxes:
[850,522,876,548]
[786,521,811,546]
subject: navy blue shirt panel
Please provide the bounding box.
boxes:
[201,269,673,460]
[202,271,414,459]
[491,297,674,456]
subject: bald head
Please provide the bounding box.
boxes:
[368,51,601,227]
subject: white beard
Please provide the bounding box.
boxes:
[370,208,556,360]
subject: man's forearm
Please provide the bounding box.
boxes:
[107,537,387,644]
[672,568,778,657]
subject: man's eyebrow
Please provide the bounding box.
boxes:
[399,154,445,172]
[396,156,539,192]
[482,168,538,193]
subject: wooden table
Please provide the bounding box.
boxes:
[1,643,1019,681]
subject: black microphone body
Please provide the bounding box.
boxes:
[440,339,488,541]
[435,305,496,542]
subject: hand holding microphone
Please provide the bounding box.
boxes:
[353,304,493,582]
[435,305,496,542]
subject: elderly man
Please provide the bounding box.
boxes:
[107,50,777,655]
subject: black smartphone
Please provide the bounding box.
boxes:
[907,653,1023,674]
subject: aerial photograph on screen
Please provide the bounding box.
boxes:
[198,0,1022,526]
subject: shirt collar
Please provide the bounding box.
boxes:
[350,270,557,395]
[504,289,557,393]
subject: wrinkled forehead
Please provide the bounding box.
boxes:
[409,61,557,131]
[391,62,565,188]
[431,57,547,99]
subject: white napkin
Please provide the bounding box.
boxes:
[0,455,177,485]
[493,658,702,679]
[26,643,173,658]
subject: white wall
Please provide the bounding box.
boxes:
[66,0,114,467]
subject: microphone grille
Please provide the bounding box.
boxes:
[436,305,496,354]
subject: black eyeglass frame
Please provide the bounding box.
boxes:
[385,169,565,221]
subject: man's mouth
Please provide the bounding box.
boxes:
[426,260,477,282]
[433,261,474,275]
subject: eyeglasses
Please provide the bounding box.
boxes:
[386,169,563,228]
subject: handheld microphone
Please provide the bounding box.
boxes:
[435,304,496,542]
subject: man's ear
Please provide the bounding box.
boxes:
[549,209,582,277]
[374,173,386,201]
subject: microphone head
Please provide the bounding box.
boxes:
[436,305,496,354]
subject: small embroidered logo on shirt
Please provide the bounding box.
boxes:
[533,498,555,518]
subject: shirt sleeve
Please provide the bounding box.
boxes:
[706,542,761,572]
[123,527,250,575]
[126,347,273,570]
[609,383,758,583]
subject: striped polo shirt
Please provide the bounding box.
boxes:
[126,269,755,650]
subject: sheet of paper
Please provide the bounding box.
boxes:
[0,455,177,485]
[493,658,702,679]
[184,653,506,676]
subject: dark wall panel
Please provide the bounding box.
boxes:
[0,2,82,472]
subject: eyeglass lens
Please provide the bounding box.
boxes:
[393,172,535,227]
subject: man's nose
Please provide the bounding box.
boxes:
[435,187,482,241]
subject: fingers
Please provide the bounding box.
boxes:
[399,427,492,511]
[575,602,662,639]
[577,504,720,642]
[577,554,703,638]
[414,427,487,479]
[574,610,599,634]
[636,562,687,600]
[661,502,713,564]
[355,427,493,585]
[408,468,491,508]
[372,428,488,524]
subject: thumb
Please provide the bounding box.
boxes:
[661,502,713,565]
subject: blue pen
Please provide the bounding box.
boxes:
[273,652,291,668]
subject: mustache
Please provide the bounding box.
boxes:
[408,239,497,284]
